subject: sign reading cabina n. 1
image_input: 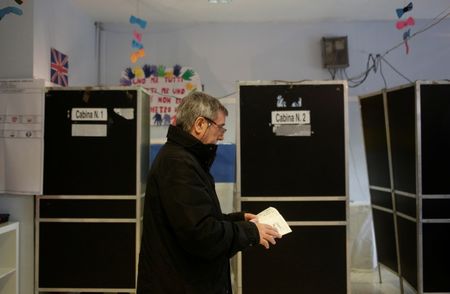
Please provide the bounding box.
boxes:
[120,65,202,126]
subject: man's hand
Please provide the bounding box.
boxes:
[251,219,282,249]
[244,213,257,222]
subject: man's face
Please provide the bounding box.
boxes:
[200,111,227,145]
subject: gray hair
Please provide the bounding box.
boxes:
[176,91,228,132]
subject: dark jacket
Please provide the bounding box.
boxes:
[137,125,259,294]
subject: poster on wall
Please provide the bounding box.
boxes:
[120,65,201,126]
[0,79,44,195]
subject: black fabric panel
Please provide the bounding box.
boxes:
[370,189,392,209]
[372,209,398,273]
[360,95,391,188]
[139,91,150,195]
[395,194,416,218]
[423,198,450,219]
[397,216,417,290]
[241,201,346,222]
[386,86,416,194]
[242,226,347,294]
[423,223,450,292]
[43,89,138,195]
[420,84,450,194]
[40,199,136,218]
[39,222,136,289]
[239,84,345,196]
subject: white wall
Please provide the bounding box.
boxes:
[99,19,450,203]
[0,0,34,78]
[348,97,371,203]
[33,0,97,86]
[100,20,450,96]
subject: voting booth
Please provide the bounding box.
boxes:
[36,87,149,293]
[236,81,349,294]
[359,81,450,294]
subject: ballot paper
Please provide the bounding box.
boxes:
[257,207,292,236]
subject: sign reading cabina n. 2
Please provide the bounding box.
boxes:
[271,94,311,136]
[120,65,201,126]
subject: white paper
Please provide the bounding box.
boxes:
[0,79,45,195]
[71,124,107,137]
[257,207,292,236]
[113,108,134,120]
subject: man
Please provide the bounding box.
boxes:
[137,92,281,294]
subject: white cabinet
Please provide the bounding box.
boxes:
[0,222,19,294]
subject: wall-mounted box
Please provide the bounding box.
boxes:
[322,36,349,69]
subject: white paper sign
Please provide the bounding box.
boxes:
[71,108,107,121]
[257,207,292,236]
[271,110,310,125]
[0,79,45,195]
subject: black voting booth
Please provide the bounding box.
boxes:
[36,87,149,293]
[237,81,349,294]
[360,81,450,294]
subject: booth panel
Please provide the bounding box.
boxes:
[239,84,345,196]
[39,222,136,289]
[360,95,391,188]
[386,86,416,194]
[423,223,450,292]
[241,201,346,222]
[39,199,136,218]
[397,216,417,290]
[43,89,138,195]
[395,194,416,218]
[420,84,450,195]
[361,82,450,293]
[372,209,398,273]
[242,226,347,294]
[370,189,392,209]
[422,198,450,219]
[139,90,150,195]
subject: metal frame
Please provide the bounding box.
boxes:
[235,80,349,294]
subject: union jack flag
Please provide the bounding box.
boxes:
[50,48,69,87]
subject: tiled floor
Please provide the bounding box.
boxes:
[351,267,416,294]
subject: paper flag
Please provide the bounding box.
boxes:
[130,15,147,30]
[130,48,145,63]
[132,39,144,49]
[133,30,142,42]
[396,16,415,30]
[0,6,23,20]
[396,2,413,18]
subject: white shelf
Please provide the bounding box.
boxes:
[0,222,19,294]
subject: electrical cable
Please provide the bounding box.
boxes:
[378,56,388,89]
[380,56,413,83]
[216,91,237,99]
[342,5,450,89]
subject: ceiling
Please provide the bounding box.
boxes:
[72,0,450,24]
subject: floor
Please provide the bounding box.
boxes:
[43,267,416,294]
[351,267,416,294]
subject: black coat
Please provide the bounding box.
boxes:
[137,125,259,294]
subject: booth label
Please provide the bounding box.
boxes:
[271,110,310,125]
[71,108,107,121]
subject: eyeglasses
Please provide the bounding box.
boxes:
[203,117,227,134]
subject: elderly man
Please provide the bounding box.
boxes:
[137,91,281,294]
